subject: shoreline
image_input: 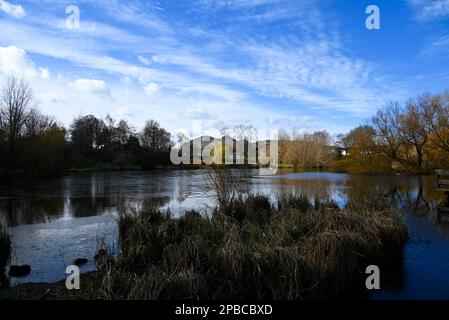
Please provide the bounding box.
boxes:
[1,166,438,179]
[1,271,96,300]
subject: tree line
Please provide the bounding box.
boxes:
[0,77,173,176]
[276,91,449,174]
[2,76,449,176]
[332,92,449,174]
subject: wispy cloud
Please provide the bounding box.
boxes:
[408,0,449,20]
[143,82,160,95]
[0,0,25,18]
[421,35,449,56]
[70,78,110,95]
[0,0,423,135]
[93,0,173,34]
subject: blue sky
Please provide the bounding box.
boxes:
[0,0,448,138]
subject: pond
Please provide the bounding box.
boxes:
[1,169,448,299]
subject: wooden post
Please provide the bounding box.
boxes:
[436,170,449,216]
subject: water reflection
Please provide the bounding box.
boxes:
[1,170,449,298]
[0,171,205,226]
[2,170,446,228]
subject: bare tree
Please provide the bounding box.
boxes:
[372,102,404,164]
[421,92,449,153]
[398,98,430,169]
[114,120,133,151]
[140,120,171,152]
[285,130,332,169]
[0,76,35,169]
[233,124,256,142]
[277,129,291,165]
[23,108,57,138]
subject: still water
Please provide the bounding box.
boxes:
[1,169,448,299]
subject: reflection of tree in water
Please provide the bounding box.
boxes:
[0,197,65,226]
[68,197,115,218]
[268,174,447,226]
[267,178,334,202]
[1,172,448,230]
[0,172,177,226]
[175,175,190,204]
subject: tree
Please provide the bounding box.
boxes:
[26,126,67,175]
[233,124,256,142]
[398,97,430,170]
[0,77,68,175]
[114,120,133,151]
[372,102,404,164]
[96,114,115,151]
[285,130,332,170]
[0,76,35,170]
[277,129,291,166]
[70,115,103,156]
[140,120,171,152]
[342,125,377,155]
[338,125,392,173]
[421,92,449,153]
[23,108,57,138]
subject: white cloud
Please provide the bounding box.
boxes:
[138,56,152,66]
[0,46,38,78]
[39,67,50,79]
[70,79,110,95]
[96,0,172,34]
[202,0,282,10]
[143,82,160,95]
[37,91,63,104]
[0,2,406,135]
[408,0,449,20]
[151,55,166,63]
[0,0,25,18]
[186,107,213,119]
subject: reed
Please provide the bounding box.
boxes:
[0,223,11,273]
[94,191,408,300]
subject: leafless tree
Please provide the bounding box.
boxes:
[372,102,404,163]
[421,92,449,153]
[114,120,133,151]
[23,108,57,138]
[286,130,332,169]
[233,124,256,142]
[140,119,171,152]
[0,76,35,168]
[398,97,430,169]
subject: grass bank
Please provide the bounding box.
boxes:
[92,185,408,299]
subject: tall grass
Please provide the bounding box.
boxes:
[204,166,240,209]
[93,187,408,299]
[0,223,11,272]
